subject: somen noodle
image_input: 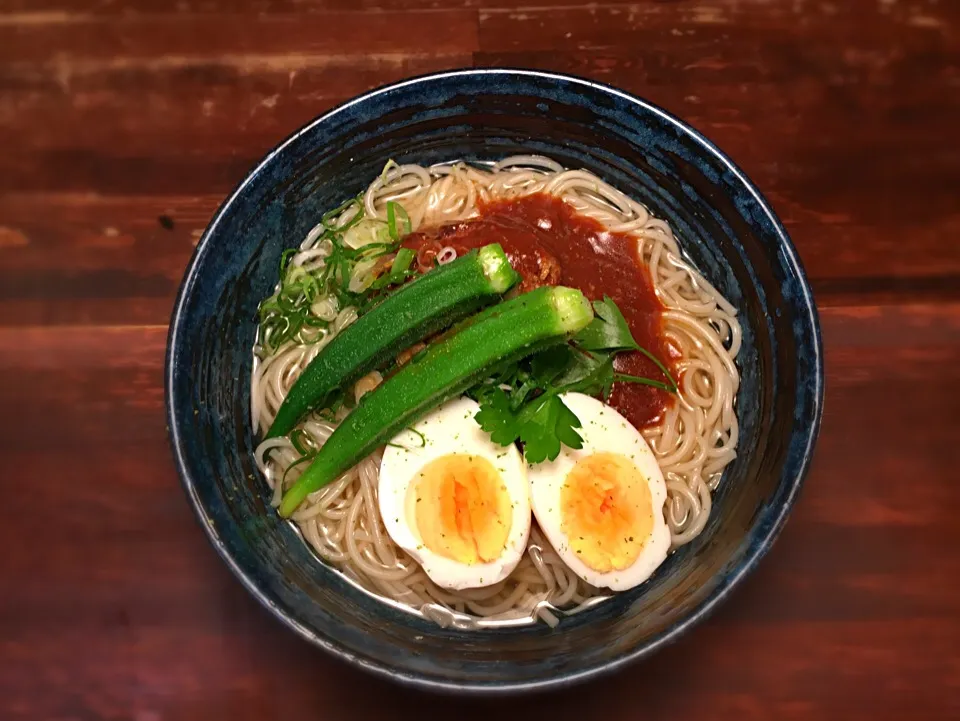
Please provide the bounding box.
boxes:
[251,156,740,628]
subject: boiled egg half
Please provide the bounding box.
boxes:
[379,396,531,590]
[527,392,670,591]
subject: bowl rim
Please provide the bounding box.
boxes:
[165,67,824,695]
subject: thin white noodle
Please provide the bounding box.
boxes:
[251,156,740,628]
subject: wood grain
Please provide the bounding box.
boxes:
[1,306,959,719]
[0,0,957,324]
[1,0,958,718]
[3,188,960,327]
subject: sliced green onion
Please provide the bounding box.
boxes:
[386,202,399,241]
[386,202,411,242]
[386,426,427,450]
[391,247,415,278]
[379,160,399,183]
[282,453,316,486]
[351,242,396,262]
[322,196,361,229]
[289,428,313,456]
[395,204,411,237]
[338,206,365,233]
[301,315,329,328]
[259,180,417,358]
[278,248,298,274]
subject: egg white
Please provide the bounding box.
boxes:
[379,396,531,590]
[527,392,670,591]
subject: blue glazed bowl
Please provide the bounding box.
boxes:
[165,69,823,693]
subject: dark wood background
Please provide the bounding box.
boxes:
[2,0,959,719]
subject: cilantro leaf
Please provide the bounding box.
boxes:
[517,395,584,463]
[473,383,585,463]
[529,345,611,390]
[473,387,522,446]
[561,352,617,399]
[528,345,574,387]
[547,398,586,449]
[507,369,541,410]
[469,295,679,464]
[574,296,639,352]
[573,296,679,392]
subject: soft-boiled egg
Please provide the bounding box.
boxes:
[527,392,670,591]
[379,396,531,590]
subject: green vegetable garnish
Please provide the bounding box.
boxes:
[278,286,594,516]
[386,201,411,241]
[473,386,585,464]
[575,296,678,393]
[266,244,521,440]
[257,196,406,355]
[371,247,416,290]
[471,296,678,463]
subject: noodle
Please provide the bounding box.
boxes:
[251,157,741,627]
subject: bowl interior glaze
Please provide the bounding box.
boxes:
[166,69,823,693]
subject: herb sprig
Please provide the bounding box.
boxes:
[470,296,678,464]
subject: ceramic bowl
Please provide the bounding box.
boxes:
[165,69,823,693]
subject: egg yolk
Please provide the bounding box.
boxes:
[410,454,512,565]
[560,452,653,572]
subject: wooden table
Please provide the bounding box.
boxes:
[2,1,958,718]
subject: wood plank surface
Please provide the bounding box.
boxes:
[2,307,959,719]
[1,0,958,718]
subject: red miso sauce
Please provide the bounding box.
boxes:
[402,193,676,428]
